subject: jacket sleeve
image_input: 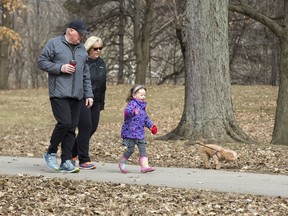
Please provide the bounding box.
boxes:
[124,102,136,118]
[144,114,153,129]
[38,39,62,75]
[83,62,94,99]
[100,61,107,110]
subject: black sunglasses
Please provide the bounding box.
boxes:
[92,47,103,51]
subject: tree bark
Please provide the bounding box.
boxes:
[270,36,279,86]
[271,0,288,144]
[271,38,288,144]
[161,0,253,144]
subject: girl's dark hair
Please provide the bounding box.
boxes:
[126,85,146,102]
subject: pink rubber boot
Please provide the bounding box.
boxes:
[139,156,155,173]
[119,156,128,174]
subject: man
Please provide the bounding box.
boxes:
[38,19,94,173]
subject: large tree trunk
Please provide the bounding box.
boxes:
[134,0,154,84]
[271,1,288,145]
[271,37,288,144]
[162,0,253,143]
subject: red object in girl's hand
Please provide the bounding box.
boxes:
[151,125,158,135]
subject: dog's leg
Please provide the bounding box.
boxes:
[202,152,211,169]
[212,155,222,170]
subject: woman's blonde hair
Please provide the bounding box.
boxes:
[84,36,103,51]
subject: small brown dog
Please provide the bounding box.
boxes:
[199,144,237,170]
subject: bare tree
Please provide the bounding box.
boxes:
[7,0,70,88]
[162,0,253,143]
[228,0,281,85]
[65,0,181,85]
[65,0,133,83]
[117,0,125,84]
[0,0,24,89]
[5,0,281,88]
[133,0,154,84]
[229,0,288,145]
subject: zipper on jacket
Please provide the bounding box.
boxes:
[71,47,76,97]
[66,43,79,98]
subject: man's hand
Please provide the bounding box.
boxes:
[61,64,76,74]
[85,98,94,108]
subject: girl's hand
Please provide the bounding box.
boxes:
[151,125,158,135]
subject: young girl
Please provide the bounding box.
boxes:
[119,85,158,173]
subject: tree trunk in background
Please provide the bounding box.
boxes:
[30,0,41,88]
[162,0,253,143]
[271,0,288,145]
[0,37,9,89]
[229,0,288,145]
[0,6,11,89]
[134,0,154,84]
[117,0,125,84]
[271,34,288,145]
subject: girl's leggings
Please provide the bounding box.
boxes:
[122,139,147,159]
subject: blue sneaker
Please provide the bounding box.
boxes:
[43,152,59,170]
[60,160,80,173]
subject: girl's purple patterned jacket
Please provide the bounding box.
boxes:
[121,99,153,140]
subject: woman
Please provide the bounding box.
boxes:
[72,36,107,169]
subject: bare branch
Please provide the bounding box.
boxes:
[229,3,284,37]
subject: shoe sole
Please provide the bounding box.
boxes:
[59,168,80,173]
[80,166,96,170]
[141,168,155,173]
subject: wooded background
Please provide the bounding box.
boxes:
[0,0,281,89]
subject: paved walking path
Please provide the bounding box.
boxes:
[1,156,287,198]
